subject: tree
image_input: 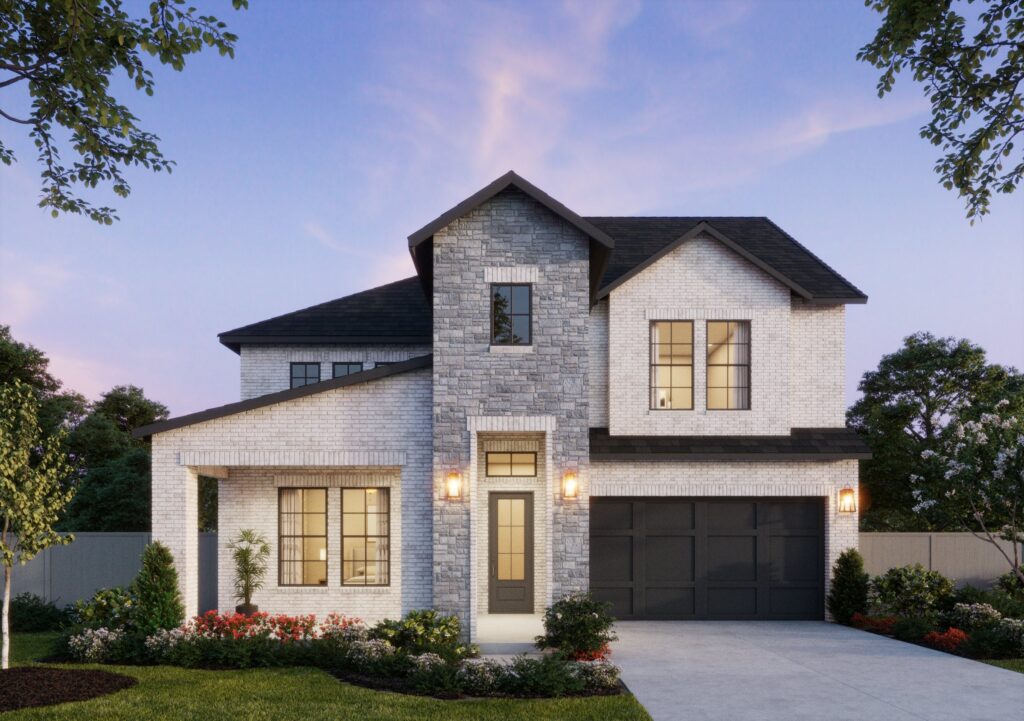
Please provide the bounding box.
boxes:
[0,0,247,224]
[61,447,150,532]
[915,399,1024,586]
[131,541,183,635]
[92,385,168,435]
[847,332,1023,530]
[0,380,74,669]
[0,325,87,436]
[827,549,870,625]
[858,0,1024,221]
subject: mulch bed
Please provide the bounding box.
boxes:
[0,667,137,712]
[328,669,626,700]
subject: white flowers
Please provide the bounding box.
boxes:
[68,627,123,662]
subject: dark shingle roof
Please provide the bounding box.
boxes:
[218,276,431,353]
[585,217,867,302]
[589,427,871,461]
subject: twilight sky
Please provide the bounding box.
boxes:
[1,0,1022,416]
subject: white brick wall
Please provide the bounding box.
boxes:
[151,369,433,619]
[591,459,860,616]
[588,300,609,428]
[608,235,791,436]
[790,300,846,427]
[239,344,431,399]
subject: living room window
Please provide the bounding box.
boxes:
[491,284,532,345]
[290,362,321,388]
[279,488,327,586]
[342,488,390,586]
[332,362,363,378]
[650,321,694,410]
[707,320,751,410]
[486,452,537,477]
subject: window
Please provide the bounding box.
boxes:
[486,452,537,477]
[707,320,751,410]
[650,321,693,410]
[279,488,327,586]
[373,362,395,367]
[491,284,531,345]
[342,488,390,586]
[332,362,363,378]
[290,362,320,388]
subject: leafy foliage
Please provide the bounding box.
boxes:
[72,586,137,630]
[859,0,1024,220]
[9,592,70,632]
[891,615,936,641]
[369,609,475,662]
[131,542,184,636]
[827,548,871,624]
[227,529,270,608]
[847,332,1023,530]
[0,0,248,224]
[536,593,617,659]
[870,564,955,617]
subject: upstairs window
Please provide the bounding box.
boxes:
[491,284,532,345]
[486,452,537,477]
[290,362,320,388]
[707,321,751,410]
[279,488,327,586]
[650,321,693,410]
[332,362,363,378]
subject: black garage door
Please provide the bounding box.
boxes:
[590,498,824,620]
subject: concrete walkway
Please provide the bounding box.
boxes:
[613,621,1024,721]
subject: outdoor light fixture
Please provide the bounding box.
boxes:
[445,471,463,500]
[562,470,579,499]
[838,487,857,513]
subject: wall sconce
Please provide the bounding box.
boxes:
[445,471,463,500]
[838,487,857,513]
[562,470,579,499]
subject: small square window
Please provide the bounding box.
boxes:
[332,362,363,378]
[290,363,321,388]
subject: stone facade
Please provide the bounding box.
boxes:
[431,188,591,625]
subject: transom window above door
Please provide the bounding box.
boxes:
[486,452,537,477]
[650,321,693,410]
[491,284,532,346]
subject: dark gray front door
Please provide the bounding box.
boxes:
[489,492,534,613]
[590,497,823,620]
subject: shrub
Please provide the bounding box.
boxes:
[9,593,70,632]
[407,653,461,697]
[996,568,1024,597]
[131,542,184,636]
[951,585,1024,620]
[960,620,1024,659]
[892,616,936,642]
[871,564,954,618]
[922,627,968,654]
[67,627,125,662]
[827,548,870,625]
[369,609,474,661]
[535,593,617,660]
[227,529,271,610]
[850,612,898,635]
[498,653,586,697]
[72,587,136,630]
[573,659,621,691]
[947,602,1002,631]
[456,659,504,696]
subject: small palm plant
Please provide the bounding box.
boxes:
[227,529,271,615]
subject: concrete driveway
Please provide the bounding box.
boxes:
[613,621,1024,721]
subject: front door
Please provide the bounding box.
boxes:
[489,492,534,613]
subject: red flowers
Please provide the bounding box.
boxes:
[572,644,611,662]
[183,610,360,643]
[923,628,969,653]
[850,613,898,635]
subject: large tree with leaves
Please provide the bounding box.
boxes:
[0,380,74,669]
[848,332,1024,530]
[0,0,247,224]
[858,0,1024,220]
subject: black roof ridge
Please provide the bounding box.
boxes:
[134,355,433,439]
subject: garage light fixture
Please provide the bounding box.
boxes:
[562,470,579,499]
[445,471,462,500]
[838,487,857,513]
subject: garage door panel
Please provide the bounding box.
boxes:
[646,587,695,616]
[707,588,757,616]
[769,588,820,616]
[770,536,820,582]
[590,536,633,583]
[645,536,694,582]
[707,502,756,530]
[707,536,757,581]
[591,501,634,531]
[645,501,695,530]
[765,502,821,530]
[593,587,633,618]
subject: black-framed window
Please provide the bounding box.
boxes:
[290,362,321,388]
[279,488,327,586]
[491,284,531,345]
[342,488,390,586]
[707,320,751,410]
[650,321,694,410]
[373,362,395,367]
[486,452,537,477]
[332,362,363,378]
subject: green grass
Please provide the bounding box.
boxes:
[982,658,1024,674]
[2,633,651,721]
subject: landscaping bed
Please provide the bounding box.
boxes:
[0,666,137,712]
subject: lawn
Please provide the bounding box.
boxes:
[2,633,652,721]
[983,658,1024,674]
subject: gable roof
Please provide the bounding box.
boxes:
[134,355,433,438]
[586,217,866,303]
[589,427,871,461]
[218,276,431,353]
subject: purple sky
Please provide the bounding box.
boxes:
[1,0,1022,416]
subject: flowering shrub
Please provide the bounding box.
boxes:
[72,587,136,630]
[870,565,954,618]
[850,612,899,635]
[369,610,474,661]
[948,602,1003,631]
[456,658,504,695]
[67,627,124,662]
[573,659,621,690]
[186,610,321,641]
[923,627,969,653]
[536,593,617,660]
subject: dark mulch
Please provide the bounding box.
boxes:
[328,670,626,700]
[0,667,137,712]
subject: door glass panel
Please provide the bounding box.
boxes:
[495,497,526,581]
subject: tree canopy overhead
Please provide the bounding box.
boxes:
[0,0,247,224]
[859,0,1024,221]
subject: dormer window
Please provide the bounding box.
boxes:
[707,321,751,410]
[491,284,532,346]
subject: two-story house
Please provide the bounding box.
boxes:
[138,171,869,640]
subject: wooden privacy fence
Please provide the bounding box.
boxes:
[11,532,219,612]
[860,532,1022,587]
